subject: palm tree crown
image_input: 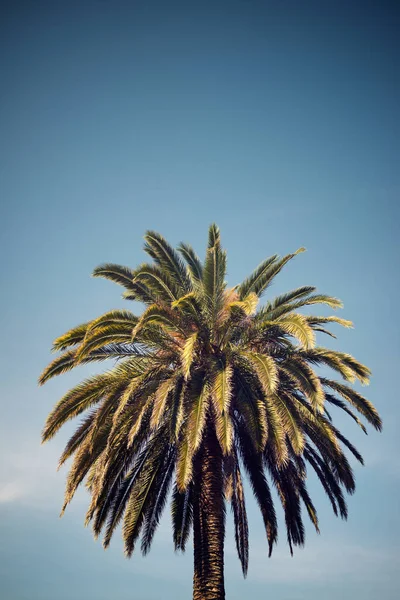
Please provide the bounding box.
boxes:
[40,225,381,599]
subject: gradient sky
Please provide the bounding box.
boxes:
[1,1,399,599]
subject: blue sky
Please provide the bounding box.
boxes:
[0,1,399,598]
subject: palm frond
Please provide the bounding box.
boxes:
[236,419,278,556]
[144,230,191,293]
[274,313,316,349]
[321,379,382,431]
[211,361,233,454]
[52,322,90,352]
[177,243,203,283]
[171,483,193,551]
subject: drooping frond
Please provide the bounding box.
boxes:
[140,446,176,555]
[171,483,193,551]
[123,433,170,557]
[236,419,278,556]
[272,392,305,455]
[211,361,233,454]
[42,374,117,442]
[234,367,268,451]
[264,453,305,554]
[280,358,325,413]
[321,379,381,430]
[324,393,367,434]
[242,351,279,395]
[274,313,316,349]
[303,348,371,385]
[185,378,210,453]
[225,452,249,576]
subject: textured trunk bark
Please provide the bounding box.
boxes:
[192,424,225,600]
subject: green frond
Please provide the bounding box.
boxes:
[264,455,305,553]
[306,316,354,328]
[262,294,343,321]
[42,344,127,387]
[144,230,191,293]
[39,349,78,385]
[280,358,325,413]
[58,411,96,468]
[93,264,154,304]
[141,447,176,555]
[171,483,193,551]
[305,442,353,506]
[321,379,382,430]
[61,433,108,515]
[76,325,136,361]
[208,223,221,248]
[298,482,320,534]
[226,454,249,576]
[42,374,117,442]
[304,446,348,519]
[236,420,278,556]
[92,263,136,290]
[312,327,337,339]
[237,255,278,299]
[202,243,227,319]
[325,393,367,434]
[235,369,268,451]
[264,286,316,312]
[177,243,203,283]
[122,436,169,556]
[239,248,305,299]
[87,310,139,332]
[330,426,364,464]
[132,263,180,303]
[52,322,90,352]
[132,304,185,340]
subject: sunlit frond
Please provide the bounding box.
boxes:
[274,313,316,349]
[211,361,233,454]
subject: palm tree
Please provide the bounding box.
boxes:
[40,225,381,600]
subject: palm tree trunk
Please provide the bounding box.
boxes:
[192,423,225,600]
